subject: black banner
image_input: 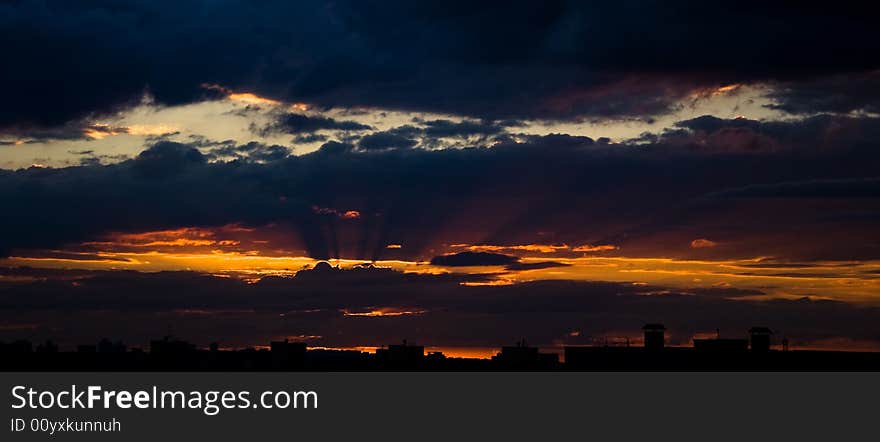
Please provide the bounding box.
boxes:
[2,372,877,441]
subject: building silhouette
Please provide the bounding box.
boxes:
[376,340,425,368]
[493,340,559,369]
[35,340,58,353]
[693,329,748,353]
[642,323,666,351]
[98,338,127,353]
[692,338,749,353]
[270,339,307,370]
[749,327,773,353]
[150,336,196,355]
[1,340,33,353]
[3,323,880,371]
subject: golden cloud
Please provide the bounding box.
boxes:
[690,238,718,248]
[572,244,619,252]
[227,93,281,106]
[200,82,282,106]
[84,123,178,140]
[452,244,569,254]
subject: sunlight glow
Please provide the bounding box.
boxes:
[2,229,879,305]
[227,93,281,106]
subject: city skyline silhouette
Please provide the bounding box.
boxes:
[4,322,880,371]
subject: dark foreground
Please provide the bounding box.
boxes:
[3,340,880,371]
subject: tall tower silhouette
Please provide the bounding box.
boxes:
[749,327,773,353]
[642,323,666,351]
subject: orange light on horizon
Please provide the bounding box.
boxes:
[84,123,178,140]
[83,127,112,140]
[5,249,880,303]
[3,224,880,306]
[713,83,742,95]
[201,83,311,110]
[127,124,178,136]
[290,102,310,111]
[460,279,515,287]
[572,244,619,252]
[227,92,281,106]
[688,83,744,100]
[341,308,427,317]
[452,243,570,254]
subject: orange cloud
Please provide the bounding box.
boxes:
[83,125,121,140]
[713,83,742,96]
[460,279,516,287]
[126,124,179,136]
[342,307,426,317]
[200,83,282,106]
[80,227,250,252]
[227,92,281,106]
[289,102,310,112]
[572,244,619,252]
[108,227,214,241]
[690,238,718,248]
[452,244,569,253]
[690,83,743,100]
[5,246,880,304]
[84,123,178,140]
[131,238,218,247]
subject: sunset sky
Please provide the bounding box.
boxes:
[1,1,879,353]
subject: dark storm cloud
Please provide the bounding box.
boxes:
[767,71,880,115]
[292,133,329,144]
[0,123,104,143]
[2,1,879,130]
[197,140,292,163]
[1,267,879,349]
[1,115,880,261]
[77,157,102,167]
[131,141,206,177]
[358,129,418,151]
[504,261,571,271]
[711,178,880,199]
[430,252,519,267]
[356,119,518,151]
[0,121,177,144]
[258,113,372,135]
[638,114,880,154]
[420,119,519,137]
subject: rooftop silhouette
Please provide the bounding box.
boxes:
[2,324,880,371]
